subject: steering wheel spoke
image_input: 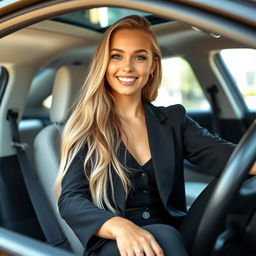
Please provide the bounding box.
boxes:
[213,226,237,254]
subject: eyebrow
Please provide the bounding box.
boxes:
[110,48,150,54]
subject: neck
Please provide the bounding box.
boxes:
[113,95,144,119]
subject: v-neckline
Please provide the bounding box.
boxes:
[121,141,152,168]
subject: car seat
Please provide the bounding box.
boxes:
[34,65,86,256]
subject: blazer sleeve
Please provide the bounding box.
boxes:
[58,146,118,251]
[179,105,236,177]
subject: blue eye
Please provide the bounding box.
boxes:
[111,54,121,60]
[135,55,147,61]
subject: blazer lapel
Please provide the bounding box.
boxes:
[113,102,176,214]
[144,102,175,208]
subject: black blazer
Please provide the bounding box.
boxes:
[58,102,235,255]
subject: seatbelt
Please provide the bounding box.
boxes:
[207,85,221,136]
[7,109,70,250]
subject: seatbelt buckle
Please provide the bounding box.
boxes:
[11,141,29,151]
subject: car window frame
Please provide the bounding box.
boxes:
[0,227,75,256]
[0,66,9,106]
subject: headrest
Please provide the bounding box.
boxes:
[50,65,86,124]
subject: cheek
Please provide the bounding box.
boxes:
[105,68,111,86]
[106,64,119,90]
[106,62,118,77]
[106,65,114,81]
[138,64,152,77]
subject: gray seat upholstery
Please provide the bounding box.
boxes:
[34,65,87,255]
[184,161,213,209]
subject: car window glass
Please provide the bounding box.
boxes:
[54,8,150,31]
[153,57,210,110]
[220,49,256,111]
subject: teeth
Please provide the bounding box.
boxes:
[118,77,136,82]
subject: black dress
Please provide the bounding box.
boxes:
[89,144,188,256]
[123,142,180,227]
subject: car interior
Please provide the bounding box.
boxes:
[0,1,256,256]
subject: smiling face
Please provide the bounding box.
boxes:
[106,28,156,100]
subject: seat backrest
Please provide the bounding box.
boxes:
[34,65,87,255]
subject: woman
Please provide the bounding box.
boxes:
[55,15,256,256]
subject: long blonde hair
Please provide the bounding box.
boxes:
[55,15,162,213]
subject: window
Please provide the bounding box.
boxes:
[54,8,153,31]
[42,58,210,111]
[220,49,256,110]
[153,57,210,110]
[0,0,23,8]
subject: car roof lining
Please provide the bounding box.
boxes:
[1,0,255,47]
[0,19,246,68]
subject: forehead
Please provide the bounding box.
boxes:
[110,29,152,51]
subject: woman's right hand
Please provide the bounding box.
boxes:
[96,216,164,256]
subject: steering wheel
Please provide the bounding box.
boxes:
[192,120,256,256]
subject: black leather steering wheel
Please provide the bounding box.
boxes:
[192,120,256,256]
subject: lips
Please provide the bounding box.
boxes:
[116,76,137,85]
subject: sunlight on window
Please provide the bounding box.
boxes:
[43,95,52,109]
[153,57,210,110]
[89,8,100,24]
[99,8,109,27]
[0,0,22,8]
[83,8,149,29]
[220,49,256,110]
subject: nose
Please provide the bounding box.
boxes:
[122,58,134,72]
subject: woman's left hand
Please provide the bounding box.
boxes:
[249,162,256,175]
